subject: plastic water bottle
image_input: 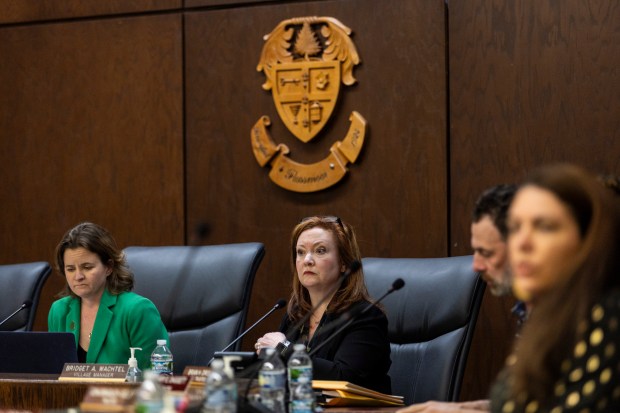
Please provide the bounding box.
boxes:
[151,339,173,376]
[290,376,315,413]
[287,343,312,401]
[202,358,237,413]
[258,348,286,413]
[135,370,165,413]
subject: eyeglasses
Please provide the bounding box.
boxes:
[300,215,344,229]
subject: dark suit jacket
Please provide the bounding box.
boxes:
[48,288,168,370]
[280,300,392,394]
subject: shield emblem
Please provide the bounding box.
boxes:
[253,16,365,192]
[272,60,340,143]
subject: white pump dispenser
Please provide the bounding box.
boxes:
[221,355,241,379]
[126,347,143,382]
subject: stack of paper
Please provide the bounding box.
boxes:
[312,380,405,407]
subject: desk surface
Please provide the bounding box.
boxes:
[0,374,138,410]
[0,375,400,412]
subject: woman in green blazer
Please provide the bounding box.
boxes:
[48,222,168,371]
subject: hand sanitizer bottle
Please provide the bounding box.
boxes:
[126,347,143,383]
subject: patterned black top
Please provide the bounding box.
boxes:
[490,290,620,412]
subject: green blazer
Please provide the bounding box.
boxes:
[48,288,169,371]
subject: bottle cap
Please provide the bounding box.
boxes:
[157,339,167,346]
[293,343,305,351]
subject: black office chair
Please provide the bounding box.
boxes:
[124,243,265,374]
[0,262,52,331]
[363,255,485,404]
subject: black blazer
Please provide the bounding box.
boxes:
[279,300,392,394]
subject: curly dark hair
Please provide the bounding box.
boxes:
[472,184,517,239]
[55,222,133,297]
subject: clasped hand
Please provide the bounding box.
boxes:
[254,332,286,354]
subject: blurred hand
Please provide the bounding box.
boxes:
[396,401,489,412]
[255,332,286,354]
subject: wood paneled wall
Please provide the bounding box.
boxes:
[448,0,620,398]
[1,0,618,402]
[0,4,185,345]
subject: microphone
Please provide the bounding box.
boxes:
[0,300,33,329]
[209,298,287,364]
[284,260,361,342]
[308,278,405,357]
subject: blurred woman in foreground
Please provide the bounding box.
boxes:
[491,164,620,412]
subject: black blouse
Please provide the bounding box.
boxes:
[279,300,392,394]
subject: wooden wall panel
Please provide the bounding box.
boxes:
[449,0,620,401]
[0,0,181,24]
[184,0,448,351]
[0,14,184,330]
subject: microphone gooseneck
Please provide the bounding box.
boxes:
[209,298,287,364]
[308,277,405,357]
[0,301,33,329]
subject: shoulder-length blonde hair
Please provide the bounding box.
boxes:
[55,222,134,297]
[286,216,373,322]
[509,164,620,402]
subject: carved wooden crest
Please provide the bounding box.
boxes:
[252,16,366,193]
